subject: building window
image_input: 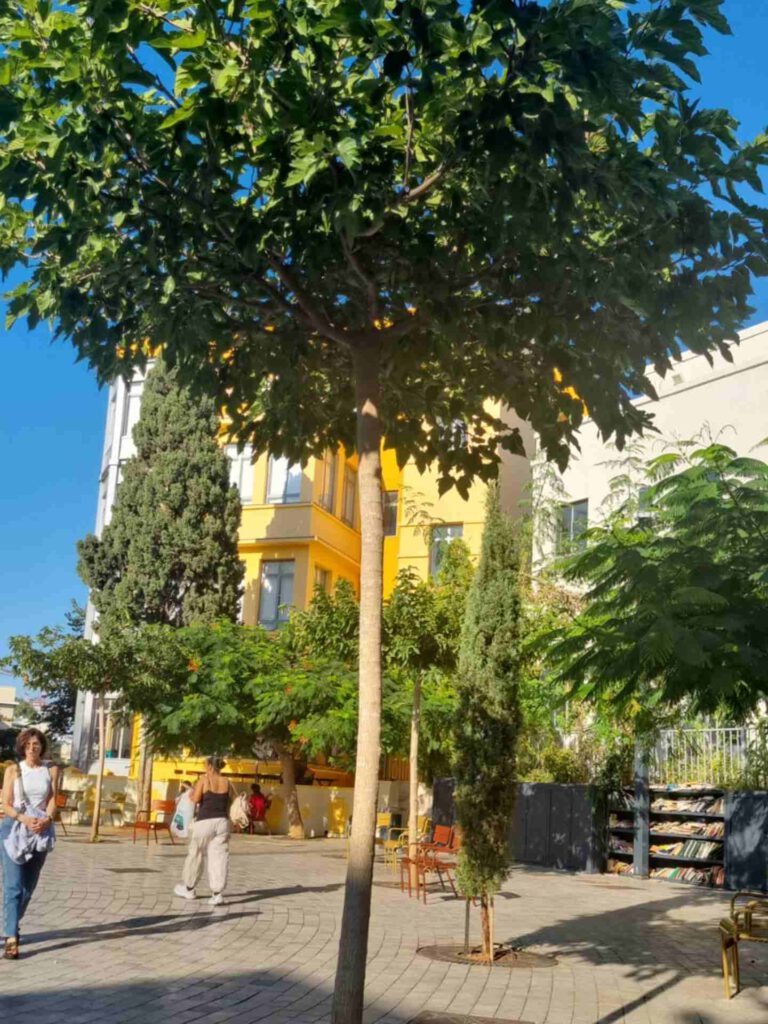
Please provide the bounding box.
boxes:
[267,455,302,504]
[258,560,295,629]
[314,566,331,594]
[383,490,399,537]
[637,486,653,527]
[226,444,254,503]
[87,699,132,765]
[120,382,143,441]
[342,466,357,526]
[438,417,469,450]
[558,499,588,552]
[319,450,338,512]
[430,524,463,578]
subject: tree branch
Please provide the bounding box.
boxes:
[266,256,353,348]
[341,233,380,323]
[404,86,414,192]
[359,163,450,239]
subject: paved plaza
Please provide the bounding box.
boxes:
[0,829,766,1024]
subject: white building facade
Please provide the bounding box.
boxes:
[536,320,768,562]
[70,369,146,773]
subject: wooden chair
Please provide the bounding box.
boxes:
[399,828,462,904]
[418,823,453,853]
[54,792,78,836]
[720,892,768,997]
[133,799,176,846]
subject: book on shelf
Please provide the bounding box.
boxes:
[607,858,636,876]
[649,839,723,860]
[650,864,724,887]
[609,815,634,830]
[651,795,724,814]
[648,818,724,838]
[610,837,634,855]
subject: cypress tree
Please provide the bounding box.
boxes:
[78,359,244,627]
[454,485,522,960]
[78,359,244,809]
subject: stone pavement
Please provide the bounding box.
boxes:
[1,828,767,1024]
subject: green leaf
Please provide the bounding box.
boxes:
[159,100,195,130]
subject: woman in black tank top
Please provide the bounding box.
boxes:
[173,757,231,906]
[197,788,229,821]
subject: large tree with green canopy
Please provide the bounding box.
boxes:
[77,359,243,629]
[542,441,768,721]
[77,358,243,811]
[2,1,767,1017]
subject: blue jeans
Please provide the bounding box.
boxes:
[0,817,48,940]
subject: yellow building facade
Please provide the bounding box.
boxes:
[143,414,533,784]
[73,366,533,783]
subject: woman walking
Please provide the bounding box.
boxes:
[1,728,59,959]
[174,756,231,906]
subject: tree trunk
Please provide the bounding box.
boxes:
[332,344,384,1024]
[90,696,107,843]
[136,719,153,818]
[480,893,492,963]
[408,675,421,892]
[279,746,305,839]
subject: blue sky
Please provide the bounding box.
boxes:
[1,0,768,694]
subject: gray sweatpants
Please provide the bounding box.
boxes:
[182,817,230,893]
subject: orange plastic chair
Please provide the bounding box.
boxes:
[55,792,76,836]
[133,799,176,846]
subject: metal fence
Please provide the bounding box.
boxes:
[651,726,757,785]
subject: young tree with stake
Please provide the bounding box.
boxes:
[454,486,522,961]
[2,2,767,1018]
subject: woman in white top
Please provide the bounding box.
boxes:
[1,728,59,959]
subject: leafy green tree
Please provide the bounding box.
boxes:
[2,624,176,841]
[10,601,84,741]
[543,442,768,720]
[78,360,243,628]
[124,619,356,837]
[78,359,243,811]
[3,2,767,1016]
[454,487,522,961]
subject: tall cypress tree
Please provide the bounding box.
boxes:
[78,360,244,627]
[78,359,244,808]
[454,485,522,960]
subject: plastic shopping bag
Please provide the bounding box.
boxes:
[171,793,195,838]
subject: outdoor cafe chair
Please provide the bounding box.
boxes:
[720,891,768,997]
[55,791,78,835]
[133,799,176,846]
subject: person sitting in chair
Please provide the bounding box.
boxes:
[248,784,270,831]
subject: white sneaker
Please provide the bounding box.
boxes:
[208,892,224,907]
[174,884,196,900]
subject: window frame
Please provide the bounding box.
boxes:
[382,490,399,537]
[258,559,296,630]
[430,523,464,578]
[319,450,338,513]
[266,455,302,505]
[342,466,358,526]
[558,499,589,552]
[226,444,254,503]
[313,565,331,594]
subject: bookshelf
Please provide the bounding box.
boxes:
[607,785,726,887]
[648,787,725,887]
[606,787,637,878]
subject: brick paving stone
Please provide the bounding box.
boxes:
[2,828,768,1023]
